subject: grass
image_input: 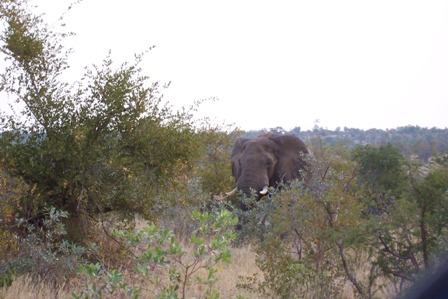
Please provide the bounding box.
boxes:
[1,246,395,299]
[0,245,263,299]
[0,275,68,299]
[214,244,262,298]
[0,240,400,298]
[0,213,398,298]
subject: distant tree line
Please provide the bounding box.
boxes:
[244,125,448,162]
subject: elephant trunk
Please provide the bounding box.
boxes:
[237,172,270,197]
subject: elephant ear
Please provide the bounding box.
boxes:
[269,135,309,183]
[230,137,248,180]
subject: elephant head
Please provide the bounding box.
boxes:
[228,134,309,198]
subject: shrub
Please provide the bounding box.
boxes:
[0,207,90,285]
[73,209,239,299]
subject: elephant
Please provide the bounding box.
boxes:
[227,133,309,198]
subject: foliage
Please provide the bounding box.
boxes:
[235,139,448,298]
[195,126,242,197]
[353,143,407,195]
[0,170,25,263]
[153,125,242,239]
[0,270,14,288]
[363,162,448,291]
[73,263,142,299]
[350,143,448,294]
[0,207,90,285]
[352,143,408,215]
[2,2,448,298]
[73,209,239,299]
[0,0,200,235]
[237,139,370,298]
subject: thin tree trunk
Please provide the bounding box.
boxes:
[420,208,430,269]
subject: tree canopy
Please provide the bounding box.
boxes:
[0,0,201,227]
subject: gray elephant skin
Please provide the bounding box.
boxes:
[228,133,309,198]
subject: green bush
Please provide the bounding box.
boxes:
[0,208,91,285]
[74,209,239,299]
[0,0,201,239]
[239,141,448,298]
[237,141,368,298]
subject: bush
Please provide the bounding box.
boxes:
[237,141,369,298]
[0,0,201,240]
[0,208,91,285]
[73,209,239,299]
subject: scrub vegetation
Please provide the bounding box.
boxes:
[1,1,448,298]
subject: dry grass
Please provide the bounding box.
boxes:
[0,245,264,299]
[0,275,70,299]
[214,244,262,299]
[0,246,398,299]
[0,215,395,299]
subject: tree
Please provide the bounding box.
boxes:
[352,144,448,293]
[0,0,200,236]
[352,143,408,215]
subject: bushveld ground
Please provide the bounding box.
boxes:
[0,245,260,299]
[1,213,396,299]
[0,247,393,299]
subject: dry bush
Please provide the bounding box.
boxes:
[155,204,200,242]
[84,213,137,270]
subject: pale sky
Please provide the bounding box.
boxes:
[2,0,448,131]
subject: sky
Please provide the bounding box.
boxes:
[2,0,448,131]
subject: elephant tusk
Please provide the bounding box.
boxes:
[259,186,269,195]
[226,187,238,196]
